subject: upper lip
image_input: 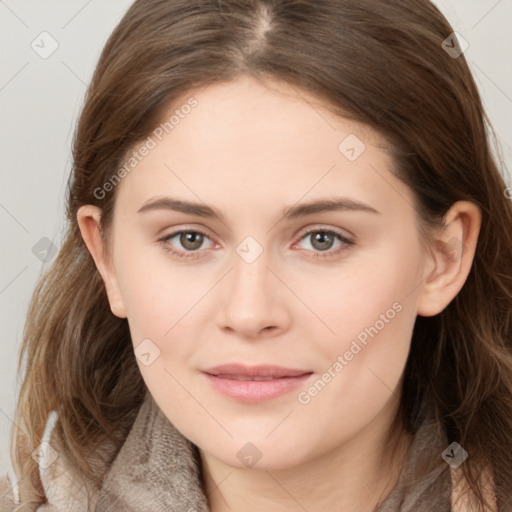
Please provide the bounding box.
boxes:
[203,364,312,379]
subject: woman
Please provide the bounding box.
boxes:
[1,0,511,510]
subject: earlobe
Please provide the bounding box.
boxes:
[416,201,482,317]
[76,205,127,318]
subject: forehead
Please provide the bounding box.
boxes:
[113,75,413,221]
[163,75,382,152]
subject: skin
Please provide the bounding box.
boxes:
[78,75,481,511]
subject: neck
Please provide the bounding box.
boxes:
[199,399,413,512]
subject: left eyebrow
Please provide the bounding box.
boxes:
[281,197,380,219]
[136,196,380,222]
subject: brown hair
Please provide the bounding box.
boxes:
[12,0,512,509]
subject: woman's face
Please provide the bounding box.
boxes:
[96,75,432,469]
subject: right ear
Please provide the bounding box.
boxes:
[76,205,127,318]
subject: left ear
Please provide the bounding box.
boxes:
[416,200,482,317]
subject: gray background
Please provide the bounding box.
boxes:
[1,0,511,478]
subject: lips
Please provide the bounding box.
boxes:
[202,364,314,403]
[203,364,311,379]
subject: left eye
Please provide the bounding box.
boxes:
[293,228,355,259]
[297,229,351,252]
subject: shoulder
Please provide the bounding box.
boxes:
[451,464,497,512]
[0,473,16,511]
[5,409,107,511]
[36,410,101,511]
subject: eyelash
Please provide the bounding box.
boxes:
[158,227,355,261]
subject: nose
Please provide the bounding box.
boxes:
[217,247,291,340]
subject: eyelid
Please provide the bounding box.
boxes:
[159,223,354,245]
[159,224,217,243]
[293,224,355,243]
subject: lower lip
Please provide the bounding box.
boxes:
[203,373,313,403]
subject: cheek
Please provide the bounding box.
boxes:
[302,248,421,354]
[291,272,418,446]
[118,264,202,418]
[295,237,422,405]
[313,286,414,399]
[112,238,212,378]
[112,230,185,331]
